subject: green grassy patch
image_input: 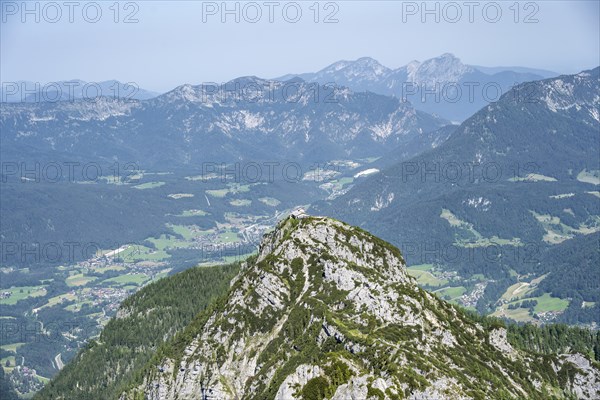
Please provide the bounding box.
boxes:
[144,224,211,252]
[37,293,76,310]
[434,286,467,301]
[65,274,97,287]
[118,245,170,262]
[441,208,522,247]
[259,197,281,207]
[531,211,600,244]
[94,265,127,273]
[185,174,219,181]
[64,300,94,312]
[133,181,165,190]
[178,209,208,217]
[218,231,240,243]
[406,268,448,287]
[493,306,533,323]
[0,343,24,353]
[206,189,228,198]
[206,183,252,198]
[104,273,149,286]
[577,169,600,185]
[230,199,252,207]
[500,282,535,302]
[227,183,250,193]
[509,173,557,182]
[146,235,187,251]
[0,286,47,305]
[337,177,354,186]
[167,224,212,240]
[168,224,197,240]
[493,291,570,323]
[407,264,433,271]
[533,293,569,313]
[168,193,194,199]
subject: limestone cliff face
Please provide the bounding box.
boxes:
[121,216,600,400]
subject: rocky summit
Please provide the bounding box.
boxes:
[119,216,599,400]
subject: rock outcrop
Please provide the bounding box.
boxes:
[121,216,600,400]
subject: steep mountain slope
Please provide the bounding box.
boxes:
[538,232,600,325]
[35,264,240,400]
[0,78,446,169]
[314,68,600,322]
[367,124,458,171]
[280,53,556,121]
[112,216,599,400]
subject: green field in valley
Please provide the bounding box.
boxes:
[0,286,47,305]
[66,274,97,287]
[407,264,449,287]
[103,273,149,286]
[133,181,166,190]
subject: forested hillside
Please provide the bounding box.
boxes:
[35,263,240,400]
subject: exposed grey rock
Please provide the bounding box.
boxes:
[120,216,600,400]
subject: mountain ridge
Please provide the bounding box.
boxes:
[276,53,560,121]
[278,54,559,81]
[112,215,600,400]
[313,67,600,323]
[0,80,159,102]
[1,77,447,168]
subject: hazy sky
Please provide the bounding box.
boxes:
[1,0,599,92]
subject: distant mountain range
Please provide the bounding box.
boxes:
[0,77,447,169]
[2,54,560,123]
[0,80,160,102]
[470,65,558,77]
[314,67,600,322]
[278,53,560,121]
